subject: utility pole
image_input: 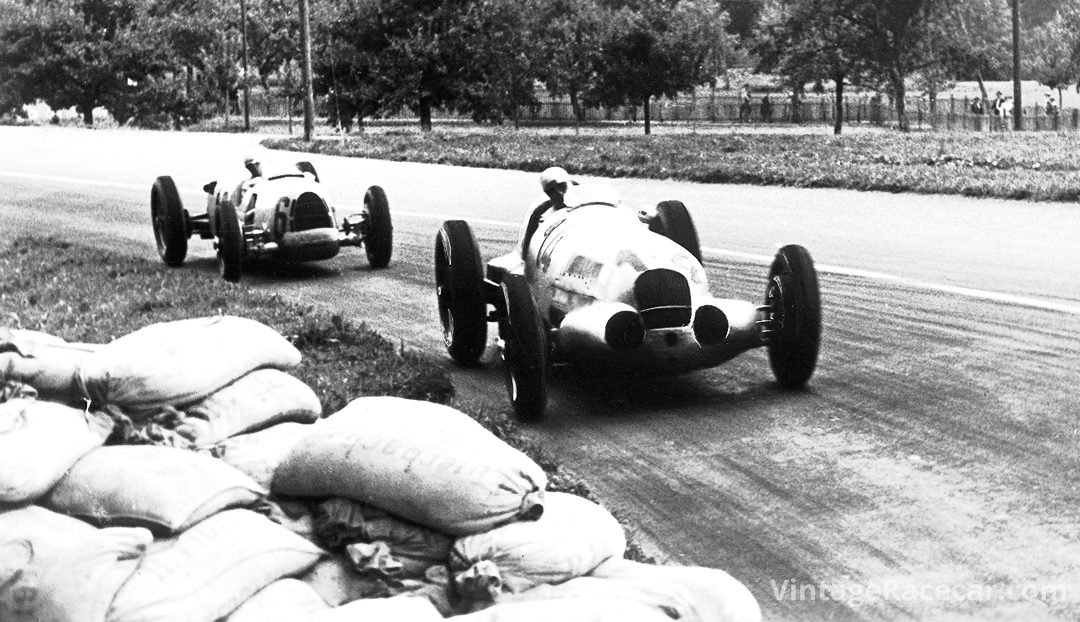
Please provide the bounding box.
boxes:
[299,0,315,141]
[240,0,251,131]
[1011,0,1021,131]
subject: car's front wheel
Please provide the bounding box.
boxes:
[216,199,244,283]
[435,220,487,365]
[764,244,821,388]
[151,175,188,267]
[363,185,392,269]
[499,274,548,422]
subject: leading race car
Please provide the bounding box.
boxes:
[151,159,392,282]
[434,179,822,421]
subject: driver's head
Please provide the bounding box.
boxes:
[540,167,571,203]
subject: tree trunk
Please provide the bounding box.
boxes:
[833,72,845,135]
[79,104,94,126]
[890,67,909,132]
[643,96,651,135]
[419,97,433,132]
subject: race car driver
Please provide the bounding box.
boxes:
[521,166,575,260]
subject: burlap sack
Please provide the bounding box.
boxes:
[43,444,266,535]
[451,492,625,596]
[0,398,112,503]
[225,579,328,622]
[0,505,151,622]
[274,396,547,536]
[107,509,325,622]
[587,558,761,622]
[0,328,99,403]
[209,421,315,489]
[77,316,301,416]
[180,369,322,444]
[313,596,445,622]
[448,596,674,622]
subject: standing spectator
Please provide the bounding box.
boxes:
[760,94,773,122]
[738,84,751,122]
[1044,92,1059,130]
[991,91,1007,131]
[969,96,984,131]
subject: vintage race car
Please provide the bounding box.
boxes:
[150,160,392,282]
[434,183,822,421]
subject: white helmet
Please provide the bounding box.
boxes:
[539,166,571,193]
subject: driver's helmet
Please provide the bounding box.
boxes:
[540,166,571,194]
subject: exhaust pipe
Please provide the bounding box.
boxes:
[559,303,645,353]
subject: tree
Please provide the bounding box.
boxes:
[533,0,609,128]
[315,0,472,132]
[456,0,539,127]
[1026,6,1080,108]
[592,0,732,135]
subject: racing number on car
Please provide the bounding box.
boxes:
[537,219,568,272]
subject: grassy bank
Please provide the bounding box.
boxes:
[0,235,645,555]
[265,129,1080,202]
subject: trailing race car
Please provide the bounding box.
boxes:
[150,159,392,282]
[434,179,821,421]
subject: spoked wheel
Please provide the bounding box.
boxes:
[296,161,320,182]
[649,200,702,263]
[216,199,244,283]
[363,185,392,269]
[764,244,821,388]
[434,220,487,365]
[150,175,188,267]
[498,274,548,422]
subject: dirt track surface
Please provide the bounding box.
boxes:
[2,127,1079,621]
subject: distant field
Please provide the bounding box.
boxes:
[266,128,1080,203]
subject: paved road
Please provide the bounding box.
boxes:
[2,126,1079,621]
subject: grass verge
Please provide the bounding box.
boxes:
[265,129,1080,202]
[0,235,652,560]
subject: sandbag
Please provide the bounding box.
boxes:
[0,397,113,503]
[43,444,266,535]
[77,316,302,417]
[226,579,329,622]
[451,492,625,595]
[301,554,393,606]
[313,497,454,577]
[0,505,151,622]
[314,596,445,622]
[180,369,322,444]
[209,421,315,489]
[274,396,547,536]
[588,558,761,622]
[0,328,99,403]
[449,596,674,622]
[107,509,326,622]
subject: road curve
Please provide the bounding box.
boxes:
[1,127,1078,622]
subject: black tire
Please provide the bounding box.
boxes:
[363,185,393,269]
[216,199,244,283]
[296,161,319,182]
[435,220,488,364]
[649,200,702,263]
[150,175,188,267]
[764,244,821,388]
[499,274,548,422]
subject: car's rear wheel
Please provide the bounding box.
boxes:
[649,200,702,263]
[216,199,244,283]
[151,175,188,267]
[499,274,548,422]
[363,185,392,269]
[296,161,319,182]
[764,244,821,388]
[435,220,487,365]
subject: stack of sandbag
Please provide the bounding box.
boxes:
[0,327,100,405]
[76,315,303,417]
[273,396,548,536]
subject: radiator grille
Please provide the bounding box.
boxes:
[292,192,333,231]
[634,269,691,328]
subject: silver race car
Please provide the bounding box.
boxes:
[150,160,392,281]
[435,182,821,421]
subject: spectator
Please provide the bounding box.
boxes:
[969,96,985,131]
[760,94,773,122]
[992,91,1007,131]
[738,84,751,122]
[1044,93,1059,130]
